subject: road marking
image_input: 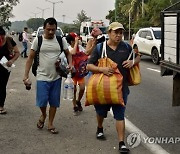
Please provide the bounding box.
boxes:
[109,110,170,154]
[147,68,160,73]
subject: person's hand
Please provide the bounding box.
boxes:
[122,60,134,68]
[6,60,13,67]
[23,76,29,85]
[92,38,97,47]
[75,37,79,44]
[66,64,73,71]
[101,67,114,76]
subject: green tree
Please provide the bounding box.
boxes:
[106,0,179,32]
[73,10,91,25]
[26,18,45,31]
[0,0,19,28]
[61,24,80,34]
[106,0,129,28]
[144,0,171,26]
[72,10,91,33]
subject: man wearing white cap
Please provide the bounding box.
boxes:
[87,22,141,153]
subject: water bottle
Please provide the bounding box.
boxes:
[63,73,74,100]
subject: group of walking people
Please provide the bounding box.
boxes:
[0,17,140,154]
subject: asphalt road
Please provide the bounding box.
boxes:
[1,35,179,154]
[126,55,180,154]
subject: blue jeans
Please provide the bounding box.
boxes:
[22,42,27,57]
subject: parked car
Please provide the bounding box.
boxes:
[36,26,64,37]
[133,27,161,64]
[31,31,37,37]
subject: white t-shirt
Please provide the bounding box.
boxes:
[68,45,85,53]
[31,35,68,81]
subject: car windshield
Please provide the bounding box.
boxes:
[153,30,161,39]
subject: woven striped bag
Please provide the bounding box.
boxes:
[127,50,141,86]
[85,41,125,106]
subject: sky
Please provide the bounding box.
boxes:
[10,0,115,24]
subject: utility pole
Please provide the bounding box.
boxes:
[31,12,41,18]
[62,14,65,23]
[45,0,63,18]
[37,7,49,18]
[115,0,117,21]
[142,0,144,17]
[129,0,136,40]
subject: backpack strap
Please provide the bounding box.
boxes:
[36,36,43,66]
[56,36,64,53]
[124,42,130,50]
[96,42,103,56]
[36,35,63,66]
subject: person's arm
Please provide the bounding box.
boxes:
[64,49,72,69]
[86,46,114,76]
[87,64,114,76]
[85,38,97,56]
[122,55,141,68]
[23,49,36,82]
[69,37,79,55]
[6,45,20,67]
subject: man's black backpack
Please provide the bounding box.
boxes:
[18,32,23,42]
[32,35,64,76]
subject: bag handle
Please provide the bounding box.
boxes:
[101,41,107,58]
[127,50,135,65]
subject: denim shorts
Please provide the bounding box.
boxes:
[94,91,129,120]
[36,78,61,107]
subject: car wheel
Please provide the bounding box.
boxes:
[151,48,160,65]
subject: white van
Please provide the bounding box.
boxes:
[80,21,108,46]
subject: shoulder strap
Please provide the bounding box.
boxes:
[37,36,43,52]
[56,36,64,53]
[96,42,103,56]
[124,42,130,50]
[36,36,43,66]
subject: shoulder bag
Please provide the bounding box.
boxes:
[127,50,141,86]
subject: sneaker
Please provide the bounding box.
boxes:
[96,127,106,140]
[119,141,130,154]
[73,106,79,116]
[76,101,83,111]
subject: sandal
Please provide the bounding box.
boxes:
[37,115,46,129]
[37,119,44,129]
[0,109,7,114]
[48,128,59,134]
